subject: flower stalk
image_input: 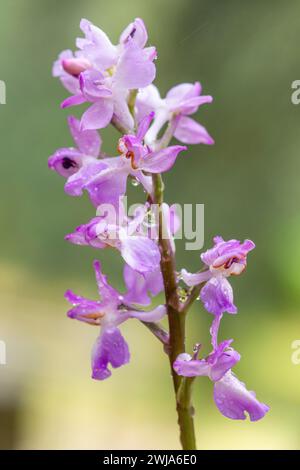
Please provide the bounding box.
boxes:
[152,172,197,450]
[49,16,269,452]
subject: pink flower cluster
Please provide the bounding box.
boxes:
[49,18,268,422]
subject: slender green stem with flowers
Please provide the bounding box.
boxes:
[152,171,196,449]
[49,17,269,451]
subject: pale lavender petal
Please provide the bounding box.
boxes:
[208,342,241,382]
[68,115,101,156]
[210,350,240,382]
[134,170,153,194]
[64,160,108,197]
[84,160,129,208]
[61,94,86,109]
[140,145,187,173]
[80,100,114,130]
[135,84,162,122]
[120,235,161,273]
[53,50,73,77]
[129,304,166,322]
[120,18,148,48]
[123,264,163,305]
[79,69,111,101]
[64,224,90,246]
[91,327,130,380]
[170,95,213,115]
[74,218,107,249]
[65,289,90,304]
[181,268,211,286]
[166,82,202,102]
[93,260,120,305]
[200,277,237,316]
[123,265,152,305]
[78,19,117,70]
[114,42,156,89]
[174,116,215,145]
[173,353,210,377]
[136,112,155,141]
[169,204,181,236]
[214,371,269,421]
[113,92,135,132]
[53,50,80,94]
[60,75,81,95]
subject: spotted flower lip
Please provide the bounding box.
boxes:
[201,236,255,276]
[181,236,255,316]
[65,260,166,380]
[48,115,102,178]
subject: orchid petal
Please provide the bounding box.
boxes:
[91,327,130,380]
[140,145,187,173]
[214,371,269,421]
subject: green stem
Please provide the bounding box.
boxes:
[152,173,197,450]
[128,89,138,118]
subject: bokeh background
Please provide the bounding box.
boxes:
[1,0,300,449]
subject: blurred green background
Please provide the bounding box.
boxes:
[1,0,300,449]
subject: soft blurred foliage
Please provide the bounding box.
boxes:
[1,0,300,449]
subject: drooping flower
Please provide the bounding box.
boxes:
[174,347,269,422]
[53,18,156,131]
[174,306,268,423]
[181,236,255,316]
[136,83,214,146]
[66,260,166,380]
[174,274,268,423]
[65,203,161,273]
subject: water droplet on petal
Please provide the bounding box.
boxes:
[177,287,188,303]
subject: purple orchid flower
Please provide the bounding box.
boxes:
[174,306,269,422]
[174,349,269,421]
[136,83,214,146]
[53,18,156,131]
[181,236,255,316]
[174,340,240,382]
[49,114,185,209]
[83,113,186,204]
[65,203,161,273]
[66,260,166,380]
